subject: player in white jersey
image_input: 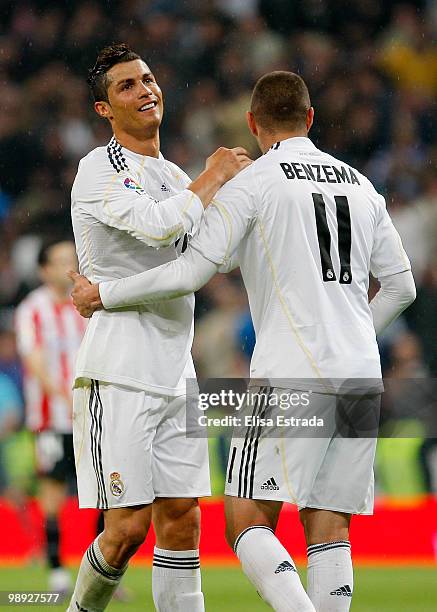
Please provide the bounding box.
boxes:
[67,43,251,612]
[15,239,87,595]
[70,71,416,611]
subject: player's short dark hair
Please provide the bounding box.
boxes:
[87,43,141,102]
[37,238,72,267]
[250,71,311,132]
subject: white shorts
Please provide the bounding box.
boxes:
[73,379,211,509]
[225,388,378,515]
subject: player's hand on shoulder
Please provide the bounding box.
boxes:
[206,146,252,185]
[68,271,102,318]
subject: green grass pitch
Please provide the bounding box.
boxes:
[0,565,436,610]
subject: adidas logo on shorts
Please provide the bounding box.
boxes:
[275,561,296,574]
[261,477,279,491]
[330,584,352,597]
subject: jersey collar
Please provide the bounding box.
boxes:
[108,137,166,168]
[268,137,318,152]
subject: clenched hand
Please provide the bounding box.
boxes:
[68,271,102,318]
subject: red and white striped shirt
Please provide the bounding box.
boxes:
[15,286,87,433]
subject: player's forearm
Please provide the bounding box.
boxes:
[99,249,218,309]
[188,169,225,209]
[369,269,416,335]
[139,189,203,247]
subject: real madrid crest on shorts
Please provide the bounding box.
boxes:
[109,472,124,497]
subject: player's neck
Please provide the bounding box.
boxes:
[259,130,308,154]
[112,129,160,158]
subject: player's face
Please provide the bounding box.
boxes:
[40,242,78,292]
[103,59,163,136]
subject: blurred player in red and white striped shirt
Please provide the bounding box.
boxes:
[15,239,86,595]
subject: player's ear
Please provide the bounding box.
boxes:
[247,111,258,137]
[306,107,314,132]
[95,101,113,120]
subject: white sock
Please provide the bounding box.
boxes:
[235,526,315,612]
[307,541,353,611]
[152,547,204,611]
[67,536,127,612]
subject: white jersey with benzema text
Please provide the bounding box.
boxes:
[71,138,202,395]
[189,137,411,390]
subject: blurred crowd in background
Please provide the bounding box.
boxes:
[0,0,436,502]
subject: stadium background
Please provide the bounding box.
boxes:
[0,0,436,609]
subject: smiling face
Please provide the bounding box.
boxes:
[95,59,163,139]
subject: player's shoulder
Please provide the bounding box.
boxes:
[212,164,257,212]
[78,135,134,176]
[76,143,114,175]
[164,158,185,174]
[322,150,378,194]
[164,159,191,182]
[247,145,290,177]
[73,140,124,198]
[220,162,256,193]
[226,147,287,188]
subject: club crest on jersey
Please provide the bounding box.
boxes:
[123,177,145,194]
[109,472,125,497]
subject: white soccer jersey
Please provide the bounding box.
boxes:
[15,286,87,433]
[100,137,411,391]
[71,137,201,394]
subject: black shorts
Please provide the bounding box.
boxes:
[35,432,77,493]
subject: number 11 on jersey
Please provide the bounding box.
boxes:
[312,193,352,284]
